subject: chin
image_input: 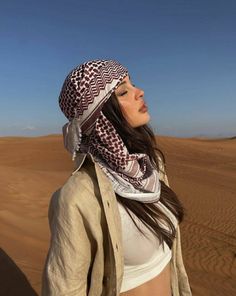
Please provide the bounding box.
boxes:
[133,113,151,128]
[142,113,151,125]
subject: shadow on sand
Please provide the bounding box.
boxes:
[0,248,38,296]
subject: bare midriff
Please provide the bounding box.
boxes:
[120,262,172,296]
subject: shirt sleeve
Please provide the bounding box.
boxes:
[41,190,91,296]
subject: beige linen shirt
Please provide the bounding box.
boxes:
[41,155,192,296]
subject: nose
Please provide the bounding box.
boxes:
[135,87,144,99]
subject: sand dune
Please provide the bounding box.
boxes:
[0,135,235,295]
[157,136,236,295]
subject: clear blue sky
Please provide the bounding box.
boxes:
[0,0,235,137]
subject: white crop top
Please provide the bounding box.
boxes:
[117,201,178,292]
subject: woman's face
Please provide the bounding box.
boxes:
[115,76,150,128]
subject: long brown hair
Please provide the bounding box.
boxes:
[102,93,185,249]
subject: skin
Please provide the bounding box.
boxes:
[115,76,150,127]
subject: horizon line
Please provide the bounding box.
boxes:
[0,133,235,141]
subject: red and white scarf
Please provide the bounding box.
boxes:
[59,59,161,203]
[87,113,161,203]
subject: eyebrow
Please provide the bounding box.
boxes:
[118,81,127,87]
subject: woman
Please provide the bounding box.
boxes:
[41,59,192,296]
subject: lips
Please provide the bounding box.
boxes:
[139,103,148,112]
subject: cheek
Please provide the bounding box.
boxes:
[119,103,136,119]
[120,104,149,127]
[118,100,150,127]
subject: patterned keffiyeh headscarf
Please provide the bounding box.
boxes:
[59,59,161,203]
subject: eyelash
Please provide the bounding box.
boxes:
[120,91,128,96]
[118,84,135,96]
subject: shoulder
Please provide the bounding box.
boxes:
[49,163,101,217]
[62,167,97,200]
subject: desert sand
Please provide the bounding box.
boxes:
[0,135,235,296]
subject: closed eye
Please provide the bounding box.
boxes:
[119,91,128,96]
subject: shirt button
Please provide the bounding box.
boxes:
[107,201,110,208]
[115,243,119,251]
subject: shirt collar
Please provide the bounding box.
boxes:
[72,153,95,175]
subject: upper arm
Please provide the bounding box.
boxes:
[41,190,91,296]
